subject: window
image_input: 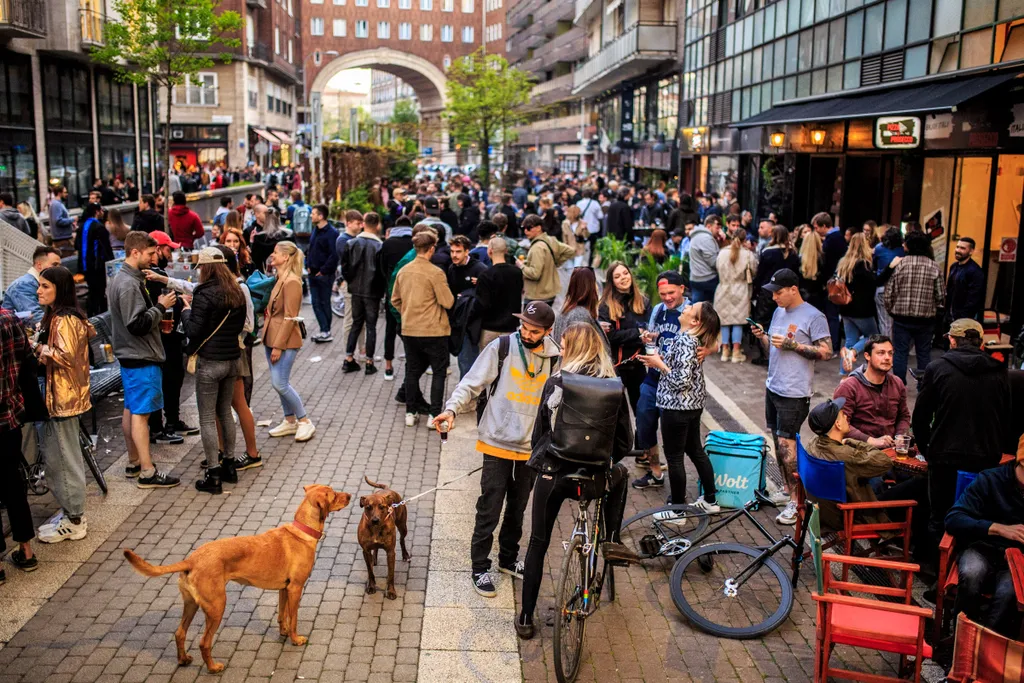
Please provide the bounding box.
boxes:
[443,54,452,69]
[356,19,369,37]
[288,39,293,62]
[400,0,411,7]
[845,10,864,58]
[399,21,412,38]
[333,18,347,35]
[420,0,432,8]
[184,73,217,106]
[378,21,391,38]
[420,23,433,40]
[933,0,962,36]
[907,0,931,41]
[310,17,324,35]
[462,0,474,11]
[863,3,884,53]
[175,18,210,41]
[441,24,454,41]
[462,25,474,42]
[884,0,907,50]
[274,28,280,53]
[248,77,258,109]
[333,0,345,4]
[356,0,367,5]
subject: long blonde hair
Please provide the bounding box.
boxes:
[836,232,873,283]
[559,322,616,378]
[565,204,581,222]
[799,230,822,280]
[274,240,305,279]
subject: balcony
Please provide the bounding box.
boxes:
[0,0,47,39]
[533,0,574,26]
[574,0,599,26]
[245,0,267,7]
[249,44,271,62]
[514,114,584,145]
[79,8,105,48]
[530,72,574,106]
[506,0,540,29]
[533,26,587,72]
[572,22,677,97]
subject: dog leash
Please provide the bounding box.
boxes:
[389,466,484,512]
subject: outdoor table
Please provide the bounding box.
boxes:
[882,448,1015,476]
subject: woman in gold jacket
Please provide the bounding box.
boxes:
[262,241,315,442]
[34,266,92,543]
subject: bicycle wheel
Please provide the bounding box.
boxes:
[670,542,793,639]
[553,536,588,683]
[619,505,710,561]
[79,423,108,495]
[22,458,48,496]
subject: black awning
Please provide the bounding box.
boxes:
[732,70,1022,128]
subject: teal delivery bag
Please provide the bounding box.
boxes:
[700,431,768,509]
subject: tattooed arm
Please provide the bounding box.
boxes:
[773,335,833,361]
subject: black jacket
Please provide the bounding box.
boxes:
[341,233,385,298]
[458,205,481,242]
[947,258,985,321]
[529,372,634,470]
[447,256,487,297]
[799,263,828,313]
[496,204,519,237]
[823,229,848,278]
[181,281,245,360]
[839,261,877,319]
[250,230,289,274]
[913,346,1013,468]
[945,463,1024,549]
[753,246,800,292]
[605,200,632,240]
[475,262,523,333]
[598,293,652,364]
[131,209,165,234]
[380,232,413,282]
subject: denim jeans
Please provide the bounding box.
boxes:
[842,315,879,375]
[689,277,718,304]
[196,357,238,467]
[721,324,744,345]
[42,416,87,518]
[457,334,479,379]
[892,317,933,384]
[955,543,1020,637]
[347,295,380,358]
[308,275,333,335]
[874,287,892,337]
[265,347,307,419]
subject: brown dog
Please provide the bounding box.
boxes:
[123,484,351,673]
[358,476,411,599]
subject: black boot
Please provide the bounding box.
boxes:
[195,466,222,494]
[220,457,238,484]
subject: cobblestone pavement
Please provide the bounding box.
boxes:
[517,352,932,683]
[0,307,444,683]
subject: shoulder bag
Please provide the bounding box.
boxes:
[186,313,230,374]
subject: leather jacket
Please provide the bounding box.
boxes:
[529,372,633,470]
[42,314,93,418]
[340,232,385,298]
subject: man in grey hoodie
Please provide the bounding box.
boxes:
[0,192,29,235]
[430,301,559,598]
[688,217,722,303]
[107,231,180,489]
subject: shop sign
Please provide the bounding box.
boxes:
[1000,236,1018,263]
[875,116,921,149]
[620,88,634,147]
[1010,104,1024,138]
[924,114,953,141]
[212,115,233,124]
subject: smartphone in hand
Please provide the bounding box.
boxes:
[746,317,766,334]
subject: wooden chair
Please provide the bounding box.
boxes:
[808,503,933,683]
[948,611,1024,682]
[794,435,917,581]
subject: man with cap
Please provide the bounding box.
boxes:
[417,195,453,243]
[751,267,831,526]
[913,318,1013,549]
[944,433,1024,637]
[806,397,894,531]
[430,301,560,599]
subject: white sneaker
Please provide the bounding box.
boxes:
[38,510,64,533]
[268,420,298,437]
[38,516,87,543]
[294,421,316,442]
[426,367,433,375]
[405,413,419,427]
[776,500,799,526]
[425,415,436,430]
[692,496,721,514]
[766,488,790,506]
[653,509,690,527]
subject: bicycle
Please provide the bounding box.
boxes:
[552,470,616,683]
[18,416,108,496]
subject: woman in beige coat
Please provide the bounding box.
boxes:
[713,228,757,363]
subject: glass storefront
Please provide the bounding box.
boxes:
[43,60,93,208]
[97,70,136,184]
[0,51,37,210]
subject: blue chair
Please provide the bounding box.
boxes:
[794,434,916,582]
[954,471,978,503]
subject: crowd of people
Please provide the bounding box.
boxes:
[0,164,1021,660]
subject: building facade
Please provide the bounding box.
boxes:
[370,70,418,122]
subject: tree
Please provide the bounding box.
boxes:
[390,100,419,156]
[443,48,533,186]
[92,0,242,222]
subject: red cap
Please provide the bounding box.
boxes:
[150,231,181,249]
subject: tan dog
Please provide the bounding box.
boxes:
[358,476,411,600]
[123,484,351,673]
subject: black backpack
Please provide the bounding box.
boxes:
[548,372,625,467]
[476,335,510,425]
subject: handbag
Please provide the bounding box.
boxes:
[826,275,852,306]
[186,313,230,374]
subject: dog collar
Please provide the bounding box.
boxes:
[292,521,323,541]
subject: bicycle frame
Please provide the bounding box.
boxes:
[563,491,606,619]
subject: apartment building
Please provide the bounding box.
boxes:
[370,70,419,122]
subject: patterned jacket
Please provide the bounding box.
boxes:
[0,309,27,430]
[883,255,946,320]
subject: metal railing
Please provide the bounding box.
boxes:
[80,8,105,47]
[532,72,573,96]
[248,43,272,62]
[573,22,677,91]
[0,0,47,37]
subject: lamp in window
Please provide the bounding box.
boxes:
[769,131,785,147]
[809,128,826,145]
[653,133,669,152]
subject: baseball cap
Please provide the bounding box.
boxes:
[514,301,555,329]
[196,246,226,265]
[150,230,181,249]
[656,270,686,287]
[808,397,846,436]
[422,196,441,215]
[763,268,799,292]
[947,318,983,338]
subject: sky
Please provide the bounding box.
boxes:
[326,68,372,94]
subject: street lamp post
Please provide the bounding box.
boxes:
[303,50,339,203]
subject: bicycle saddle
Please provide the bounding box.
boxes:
[564,468,598,482]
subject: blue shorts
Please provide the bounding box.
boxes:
[635,382,660,451]
[121,364,164,415]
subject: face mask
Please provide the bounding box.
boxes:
[521,336,544,349]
